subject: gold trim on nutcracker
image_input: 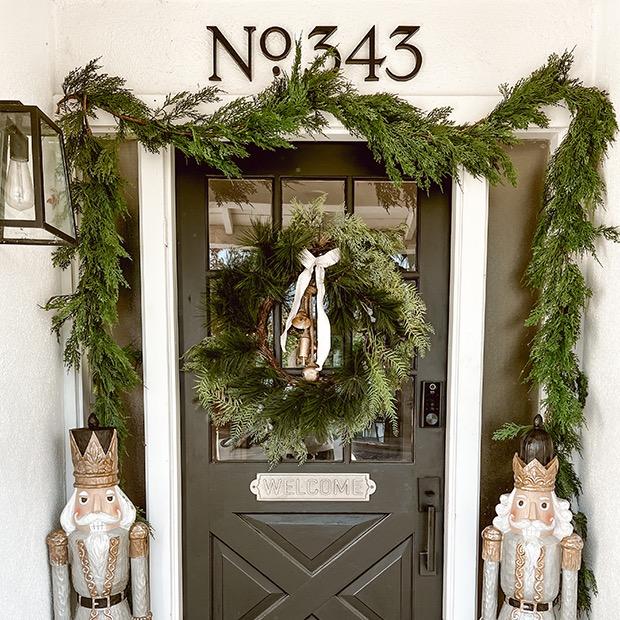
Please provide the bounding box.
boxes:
[534,545,546,602]
[46,529,69,566]
[77,539,99,598]
[129,522,150,558]
[514,541,526,600]
[103,536,120,596]
[481,526,502,562]
[512,453,558,492]
[561,533,584,571]
[70,431,119,489]
[133,614,153,620]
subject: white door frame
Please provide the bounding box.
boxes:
[83,96,570,619]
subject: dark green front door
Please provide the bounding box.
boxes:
[176,142,451,619]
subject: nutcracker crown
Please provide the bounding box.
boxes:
[512,414,558,492]
[70,413,119,488]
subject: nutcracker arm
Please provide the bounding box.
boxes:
[559,533,583,620]
[129,522,152,620]
[46,529,71,620]
[480,526,502,620]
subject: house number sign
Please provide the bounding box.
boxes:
[250,473,377,502]
[207,25,422,82]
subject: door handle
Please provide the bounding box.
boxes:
[420,504,437,575]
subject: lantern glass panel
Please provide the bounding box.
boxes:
[0,111,36,223]
[40,116,75,239]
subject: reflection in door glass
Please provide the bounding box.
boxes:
[354,180,418,271]
[281,179,345,227]
[351,378,414,461]
[214,425,344,462]
[207,178,272,269]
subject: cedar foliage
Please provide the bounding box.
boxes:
[49,46,616,613]
[184,202,430,463]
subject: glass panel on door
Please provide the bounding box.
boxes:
[351,180,418,461]
[354,180,418,271]
[351,377,415,462]
[207,178,272,269]
[282,178,345,227]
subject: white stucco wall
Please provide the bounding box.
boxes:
[580,0,620,615]
[0,1,68,617]
[54,0,595,95]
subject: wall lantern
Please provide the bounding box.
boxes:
[0,100,76,245]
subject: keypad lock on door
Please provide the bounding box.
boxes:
[421,381,443,427]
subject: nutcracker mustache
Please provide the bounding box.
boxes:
[75,511,120,526]
[509,515,554,537]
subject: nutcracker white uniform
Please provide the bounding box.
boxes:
[480,415,583,620]
[47,415,152,620]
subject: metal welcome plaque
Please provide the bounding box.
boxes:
[250,473,377,502]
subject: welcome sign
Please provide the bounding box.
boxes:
[250,473,377,501]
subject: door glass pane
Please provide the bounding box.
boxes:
[354,180,418,271]
[282,179,345,227]
[214,426,344,462]
[207,178,272,269]
[351,378,414,462]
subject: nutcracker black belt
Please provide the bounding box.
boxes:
[508,597,550,612]
[77,590,127,609]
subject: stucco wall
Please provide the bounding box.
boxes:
[580,0,620,615]
[0,1,67,617]
[54,0,595,95]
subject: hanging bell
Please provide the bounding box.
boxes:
[302,361,319,382]
[292,283,315,330]
[292,283,317,372]
[297,328,312,366]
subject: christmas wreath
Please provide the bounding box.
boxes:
[184,202,430,463]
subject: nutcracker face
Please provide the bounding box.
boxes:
[509,489,555,536]
[73,486,122,531]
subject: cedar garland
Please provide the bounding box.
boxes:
[47,46,616,612]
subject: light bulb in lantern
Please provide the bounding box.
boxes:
[5,128,34,212]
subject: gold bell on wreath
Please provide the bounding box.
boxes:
[292,282,319,380]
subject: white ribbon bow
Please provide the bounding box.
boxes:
[281,247,341,371]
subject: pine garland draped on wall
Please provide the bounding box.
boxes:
[46,46,616,611]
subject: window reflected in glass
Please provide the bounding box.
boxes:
[207,178,272,269]
[351,379,414,462]
[354,180,417,271]
[213,425,343,462]
[282,179,345,227]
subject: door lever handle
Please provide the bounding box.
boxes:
[420,504,437,575]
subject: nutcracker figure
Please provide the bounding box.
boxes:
[46,415,152,620]
[480,415,583,620]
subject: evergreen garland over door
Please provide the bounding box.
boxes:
[177,142,451,619]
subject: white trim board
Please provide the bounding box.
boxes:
[83,98,569,619]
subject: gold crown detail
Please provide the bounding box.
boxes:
[70,430,119,489]
[512,453,558,492]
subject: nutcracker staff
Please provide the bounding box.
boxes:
[480,415,583,620]
[46,415,152,620]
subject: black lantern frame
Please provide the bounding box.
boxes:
[0,100,76,245]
